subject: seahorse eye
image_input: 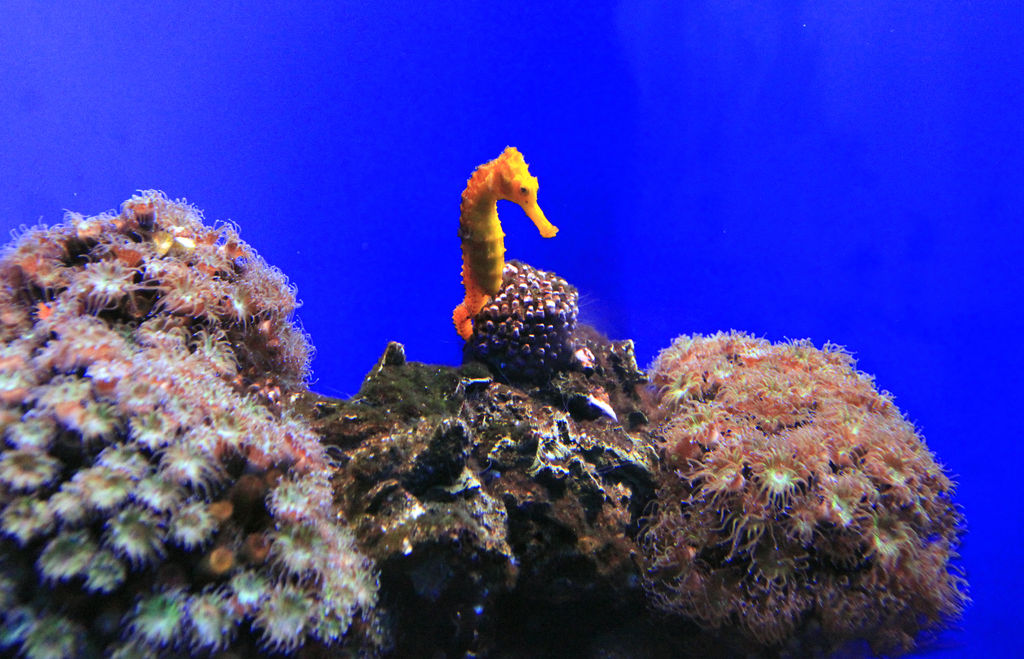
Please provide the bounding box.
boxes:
[519,186,528,194]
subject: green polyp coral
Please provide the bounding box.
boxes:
[0,497,52,544]
[105,505,167,566]
[230,570,270,612]
[169,500,218,549]
[269,521,323,577]
[0,192,379,656]
[83,550,127,593]
[186,591,239,651]
[127,590,186,647]
[37,530,98,582]
[133,474,185,512]
[255,584,313,652]
[21,614,83,659]
[0,450,60,491]
[72,464,134,510]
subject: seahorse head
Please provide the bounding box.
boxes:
[491,146,558,238]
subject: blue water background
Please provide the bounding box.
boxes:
[2,2,1021,656]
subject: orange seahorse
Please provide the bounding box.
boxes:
[453,146,558,339]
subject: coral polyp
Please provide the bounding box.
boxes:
[255,584,313,652]
[642,331,966,655]
[127,589,187,648]
[0,449,60,491]
[73,259,140,312]
[750,437,806,506]
[105,504,167,566]
[186,590,238,651]
[37,530,98,583]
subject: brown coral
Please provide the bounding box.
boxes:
[464,260,579,381]
[641,331,966,655]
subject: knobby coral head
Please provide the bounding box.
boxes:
[453,147,559,340]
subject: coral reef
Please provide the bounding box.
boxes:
[0,184,968,658]
[464,260,580,382]
[0,193,377,657]
[641,331,967,655]
[454,146,558,340]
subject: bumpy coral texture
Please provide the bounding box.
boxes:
[465,260,578,381]
[0,193,377,657]
[642,332,966,655]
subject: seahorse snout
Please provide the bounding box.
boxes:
[522,202,557,238]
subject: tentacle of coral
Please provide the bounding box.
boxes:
[453,146,558,339]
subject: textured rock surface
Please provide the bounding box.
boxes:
[303,339,672,657]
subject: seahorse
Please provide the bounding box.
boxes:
[453,146,558,339]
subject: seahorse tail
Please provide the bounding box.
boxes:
[453,302,475,340]
[454,287,489,339]
[454,259,492,339]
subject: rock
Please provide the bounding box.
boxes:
[310,342,662,657]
